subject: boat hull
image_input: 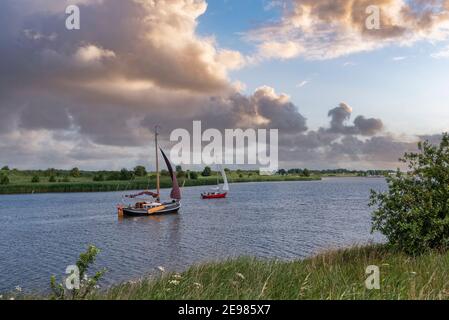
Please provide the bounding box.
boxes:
[122,202,181,217]
[201,193,227,199]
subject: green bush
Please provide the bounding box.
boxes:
[120,168,134,181]
[202,166,212,177]
[303,168,311,177]
[49,176,57,183]
[133,166,147,177]
[50,245,106,300]
[189,171,199,180]
[70,167,81,178]
[370,133,449,255]
[31,175,40,183]
[0,174,9,185]
[93,174,105,182]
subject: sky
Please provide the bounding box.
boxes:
[1,0,449,170]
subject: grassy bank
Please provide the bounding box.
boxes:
[83,245,449,300]
[0,175,321,195]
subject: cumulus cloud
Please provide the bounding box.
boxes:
[247,0,449,60]
[0,0,438,170]
[326,103,384,136]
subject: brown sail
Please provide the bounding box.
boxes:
[160,148,181,201]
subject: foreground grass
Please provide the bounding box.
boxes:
[88,245,449,300]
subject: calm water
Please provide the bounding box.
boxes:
[0,178,386,293]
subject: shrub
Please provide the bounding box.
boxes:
[31,175,40,183]
[202,166,212,177]
[50,245,106,300]
[160,170,170,177]
[189,171,199,180]
[120,168,134,181]
[93,174,105,182]
[1,166,9,171]
[70,167,81,178]
[176,171,186,179]
[62,176,70,183]
[0,174,9,185]
[370,133,449,255]
[49,176,57,183]
[133,166,147,177]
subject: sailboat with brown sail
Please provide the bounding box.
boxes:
[117,127,181,217]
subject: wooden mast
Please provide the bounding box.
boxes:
[155,125,160,202]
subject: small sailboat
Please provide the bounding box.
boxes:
[117,127,181,217]
[201,166,229,199]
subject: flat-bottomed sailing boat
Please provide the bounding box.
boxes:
[117,128,181,217]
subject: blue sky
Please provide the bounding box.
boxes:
[198,0,449,135]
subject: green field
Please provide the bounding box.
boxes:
[0,170,321,195]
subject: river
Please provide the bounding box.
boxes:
[0,178,386,293]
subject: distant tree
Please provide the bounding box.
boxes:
[202,166,212,177]
[46,168,57,177]
[303,169,311,177]
[49,176,57,183]
[133,166,147,177]
[0,174,9,185]
[277,169,287,176]
[371,133,449,255]
[93,174,105,182]
[176,165,183,173]
[1,166,9,171]
[160,170,170,177]
[31,175,40,183]
[189,171,199,180]
[176,171,186,179]
[120,168,134,181]
[106,172,120,181]
[62,176,70,183]
[70,167,81,178]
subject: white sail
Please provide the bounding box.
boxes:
[220,166,230,191]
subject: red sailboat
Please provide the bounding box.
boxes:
[201,166,229,199]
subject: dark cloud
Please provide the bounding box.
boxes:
[327,103,384,136]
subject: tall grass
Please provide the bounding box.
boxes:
[89,245,449,300]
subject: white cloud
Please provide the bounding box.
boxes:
[431,45,449,59]
[74,45,116,64]
[247,0,449,61]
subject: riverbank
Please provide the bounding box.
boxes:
[0,175,321,195]
[94,245,449,300]
[13,245,448,300]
